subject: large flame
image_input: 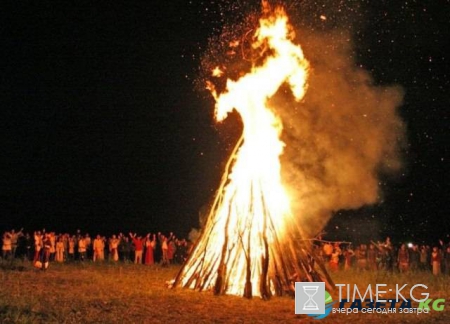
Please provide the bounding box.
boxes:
[175,6,311,298]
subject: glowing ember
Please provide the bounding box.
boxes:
[229,40,240,48]
[173,3,332,299]
[212,66,224,77]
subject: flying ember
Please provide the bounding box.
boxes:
[172,3,332,298]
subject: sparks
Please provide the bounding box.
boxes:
[212,66,224,77]
[173,3,332,299]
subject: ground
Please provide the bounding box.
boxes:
[1,260,449,323]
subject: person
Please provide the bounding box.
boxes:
[84,233,93,260]
[409,245,420,271]
[355,244,367,271]
[177,239,188,263]
[174,239,181,264]
[419,245,428,270]
[33,231,43,263]
[68,236,75,261]
[78,236,87,261]
[426,245,432,270]
[377,246,387,270]
[160,234,169,266]
[25,233,33,261]
[75,230,81,260]
[129,233,144,264]
[329,247,340,272]
[397,244,410,273]
[49,232,56,261]
[154,232,162,263]
[144,234,156,265]
[431,246,441,276]
[385,237,393,250]
[41,233,52,270]
[343,246,354,270]
[10,228,23,258]
[367,244,378,271]
[62,234,69,261]
[322,242,333,263]
[55,236,65,262]
[84,234,92,260]
[2,232,12,260]
[109,235,120,261]
[443,246,450,275]
[168,237,177,264]
[121,237,131,262]
[93,235,105,262]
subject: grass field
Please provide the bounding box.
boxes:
[1,260,449,323]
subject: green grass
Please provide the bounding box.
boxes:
[0,260,449,323]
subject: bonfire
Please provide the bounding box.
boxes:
[173,2,333,299]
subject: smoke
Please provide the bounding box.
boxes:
[274,30,405,237]
[197,1,406,236]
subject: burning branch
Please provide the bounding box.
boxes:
[173,3,333,298]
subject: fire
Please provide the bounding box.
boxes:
[173,4,330,298]
[212,66,224,77]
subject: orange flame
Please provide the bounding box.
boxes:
[176,6,309,297]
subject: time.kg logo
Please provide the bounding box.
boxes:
[295,282,335,319]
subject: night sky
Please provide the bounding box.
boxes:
[1,1,448,243]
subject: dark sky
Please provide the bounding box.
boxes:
[1,1,448,242]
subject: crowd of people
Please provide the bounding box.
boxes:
[1,228,191,269]
[317,237,450,276]
[2,229,450,276]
